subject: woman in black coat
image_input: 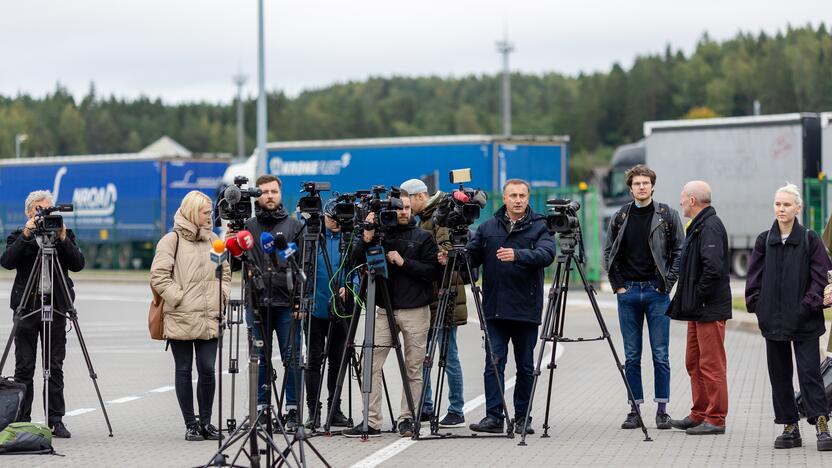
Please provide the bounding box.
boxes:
[745,183,832,451]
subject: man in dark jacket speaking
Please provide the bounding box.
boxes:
[668,180,731,435]
[460,179,556,435]
[1,190,84,439]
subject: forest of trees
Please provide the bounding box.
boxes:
[1,24,830,181]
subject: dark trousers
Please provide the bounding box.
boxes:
[169,338,218,427]
[14,317,67,425]
[305,316,347,412]
[766,338,829,425]
[246,306,301,409]
[484,319,538,422]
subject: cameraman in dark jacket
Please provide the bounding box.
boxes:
[668,181,731,436]
[342,191,440,438]
[239,175,304,428]
[460,179,556,435]
[745,183,832,451]
[1,190,84,439]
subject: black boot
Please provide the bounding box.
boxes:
[305,404,322,429]
[186,423,205,441]
[774,423,802,449]
[816,415,832,451]
[329,407,350,427]
[201,422,221,440]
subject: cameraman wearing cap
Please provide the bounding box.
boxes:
[235,174,304,428]
[401,178,468,428]
[1,190,84,439]
[455,179,556,435]
[303,198,351,429]
[342,191,440,438]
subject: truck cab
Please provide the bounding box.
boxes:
[601,139,646,231]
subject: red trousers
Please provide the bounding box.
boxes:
[685,320,728,426]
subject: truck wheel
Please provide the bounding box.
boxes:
[732,250,750,278]
[118,244,133,270]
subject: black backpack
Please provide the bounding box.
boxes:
[0,377,25,432]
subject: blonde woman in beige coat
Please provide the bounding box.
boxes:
[151,191,230,441]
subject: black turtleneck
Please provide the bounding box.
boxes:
[619,201,657,282]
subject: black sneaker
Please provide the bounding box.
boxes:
[398,418,414,437]
[816,415,832,451]
[329,408,350,427]
[201,423,221,440]
[284,409,298,430]
[515,416,535,435]
[304,410,321,430]
[342,423,381,438]
[186,423,205,441]
[469,417,503,434]
[438,412,465,428]
[50,421,71,439]
[656,412,672,430]
[774,423,802,449]
[620,412,642,429]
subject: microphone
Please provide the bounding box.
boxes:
[260,232,276,255]
[224,184,242,205]
[210,239,227,265]
[275,234,298,261]
[471,190,487,208]
[452,190,470,204]
[225,237,244,258]
[236,230,255,252]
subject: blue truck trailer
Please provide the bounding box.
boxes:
[0,154,228,269]
[226,135,570,209]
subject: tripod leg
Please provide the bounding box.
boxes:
[377,277,418,435]
[53,254,114,436]
[325,273,366,432]
[0,257,41,375]
[360,274,378,436]
[463,256,514,437]
[540,258,571,440]
[519,257,566,445]
[380,371,396,432]
[574,260,652,442]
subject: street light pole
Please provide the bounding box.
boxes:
[233,73,248,159]
[496,32,514,138]
[15,134,28,159]
[256,0,268,177]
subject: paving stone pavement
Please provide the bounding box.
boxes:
[0,281,831,467]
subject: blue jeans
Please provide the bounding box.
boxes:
[616,280,671,405]
[422,326,464,416]
[484,319,538,422]
[246,306,302,409]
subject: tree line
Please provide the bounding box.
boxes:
[1,24,830,181]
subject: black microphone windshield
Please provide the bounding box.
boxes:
[224,184,242,205]
[275,233,289,250]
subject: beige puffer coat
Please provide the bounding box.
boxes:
[150,211,231,340]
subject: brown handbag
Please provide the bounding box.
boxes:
[149,233,179,340]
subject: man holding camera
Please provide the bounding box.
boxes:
[303,198,351,429]
[342,191,440,438]
[239,175,304,428]
[1,190,84,438]
[460,179,556,435]
[401,178,468,428]
[603,164,683,430]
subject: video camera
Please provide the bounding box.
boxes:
[216,176,262,231]
[433,168,487,230]
[545,198,581,235]
[329,190,370,230]
[360,185,403,230]
[34,204,74,234]
[297,181,331,234]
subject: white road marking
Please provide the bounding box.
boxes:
[107,396,140,404]
[350,345,562,468]
[65,408,96,416]
[150,386,176,393]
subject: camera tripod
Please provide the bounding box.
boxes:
[327,236,418,439]
[414,230,514,440]
[205,258,303,468]
[0,231,112,437]
[517,233,651,446]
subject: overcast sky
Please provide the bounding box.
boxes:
[0,0,827,104]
